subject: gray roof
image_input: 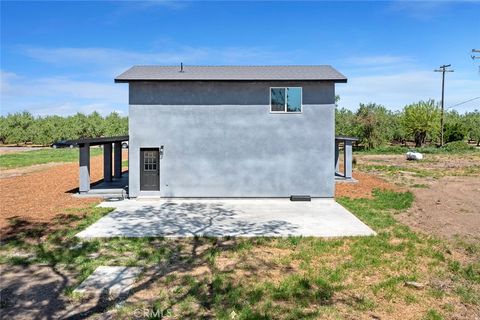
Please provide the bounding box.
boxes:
[115,65,347,82]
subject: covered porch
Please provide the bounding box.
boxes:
[335,136,358,183]
[65,136,129,197]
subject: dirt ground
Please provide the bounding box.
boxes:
[399,175,480,240]
[0,264,111,320]
[0,265,75,319]
[0,146,48,155]
[0,151,127,232]
[356,153,480,241]
[0,162,68,179]
[335,171,402,199]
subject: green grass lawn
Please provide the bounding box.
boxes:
[0,148,103,169]
[1,190,478,319]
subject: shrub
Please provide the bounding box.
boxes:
[441,141,474,152]
[444,122,466,143]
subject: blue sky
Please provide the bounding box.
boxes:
[1,0,479,116]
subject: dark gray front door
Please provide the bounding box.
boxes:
[140,148,159,191]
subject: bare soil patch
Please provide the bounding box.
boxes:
[0,146,47,155]
[0,151,128,232]
[355,153,480,241]
[356,153,480,186]
[0,265,104,319]
[335,171,402,199]
[0,162,67,179]
[398,175,480,241]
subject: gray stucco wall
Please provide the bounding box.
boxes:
[129,81,335,105]
[129,103,335,198]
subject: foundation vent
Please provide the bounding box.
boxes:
[290,195,311,201]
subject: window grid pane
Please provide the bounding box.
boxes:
[270,88,286,112]
[286,87,302,112]
[144,151,158,171]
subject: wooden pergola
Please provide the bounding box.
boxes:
[65,136,129,193]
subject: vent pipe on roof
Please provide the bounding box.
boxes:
[179,62,184,73]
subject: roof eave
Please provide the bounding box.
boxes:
[115,78,348,83]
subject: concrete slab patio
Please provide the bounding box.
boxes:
[76,199,375,238]
[74,266,142,297]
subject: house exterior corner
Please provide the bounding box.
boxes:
[116,66,346,198]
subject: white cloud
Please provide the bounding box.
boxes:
[344,55,414,66]
[386,1,454,20]
[108,1,188,21]
[3,44,306,115]
[18,45,304,75]
[336,70,480,111]
[0,70,127,116]
[3,45,479,116]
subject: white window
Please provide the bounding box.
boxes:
[270,87,302,113]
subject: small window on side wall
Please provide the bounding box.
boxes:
[270,87,302,113]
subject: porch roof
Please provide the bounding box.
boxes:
[65,135,129,147]
[335,136,359,142]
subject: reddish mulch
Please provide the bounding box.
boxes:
[0,152,127,234]
[335,171,401,199]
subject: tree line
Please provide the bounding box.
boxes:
[336,99,480,148]
[0,111,128,146]
[0,100,479,148]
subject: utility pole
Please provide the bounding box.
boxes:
[434,64,454,146]
[473,49,480,73]
[472,49,480,60]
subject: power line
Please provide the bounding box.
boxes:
[447,96,480,110]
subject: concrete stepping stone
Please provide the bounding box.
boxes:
[74,266,142,297]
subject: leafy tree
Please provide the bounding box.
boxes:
[0,111,129,146]
[354,103,391,149]
[444,110,467,143]
[402,100,440,147]
[31,116,67,146]
[104,112,128,136]
[86,111,105,138]
[335,107,356,137]
[0,115,6,144]
[388,111,408,144]
[464,110,480,145]
[3,111,35,145]
[66,113,89,139]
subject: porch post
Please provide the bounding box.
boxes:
[103,143,112,182]
[79,143,90,193]
[334,140,340,174]
[114,142,122,178]
[343,140,353,179]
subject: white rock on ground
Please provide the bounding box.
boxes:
[406,151,423,160]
